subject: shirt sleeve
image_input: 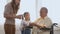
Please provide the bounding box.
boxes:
[4,5,11,17]
[45,18,52,28]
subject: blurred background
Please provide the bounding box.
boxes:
[0,0,60,34]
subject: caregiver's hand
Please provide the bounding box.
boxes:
[16,15,22,19]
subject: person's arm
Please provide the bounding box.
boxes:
[29,23,42,28]
[4,5,22,19]
[4,5,16,19]
[16,15,22,19]
[45,18,52,28]
[29,22,46,28]
[4,14,16,19]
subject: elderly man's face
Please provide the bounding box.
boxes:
[40,9,47,18]
[15,0,20,5]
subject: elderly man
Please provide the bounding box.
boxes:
[32,7,52,34]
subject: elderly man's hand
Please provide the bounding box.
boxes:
[39,24,46,28]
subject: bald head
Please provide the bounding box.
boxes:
[40,7,48,18]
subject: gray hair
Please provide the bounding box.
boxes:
[40,7,48,13]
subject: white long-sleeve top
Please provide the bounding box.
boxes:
[20,20,31,30]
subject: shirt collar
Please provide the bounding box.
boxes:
[40,16,48,20]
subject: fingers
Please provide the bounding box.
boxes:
[16,15,22,19]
